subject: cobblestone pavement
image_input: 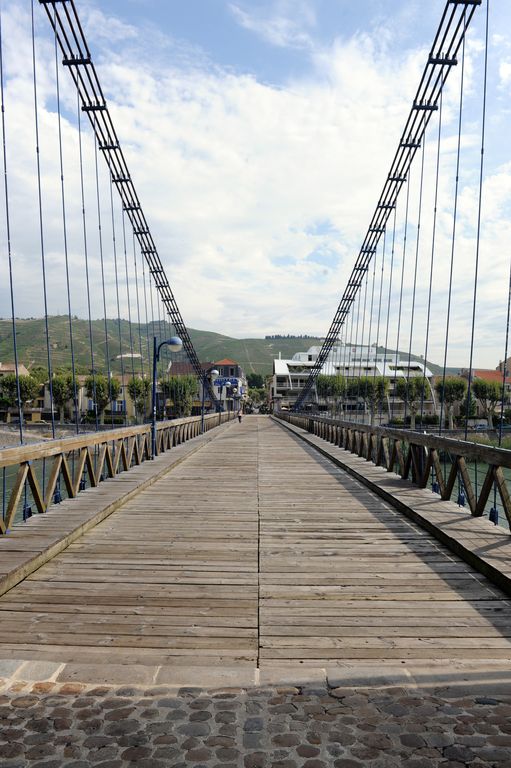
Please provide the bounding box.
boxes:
[1,676,511,768]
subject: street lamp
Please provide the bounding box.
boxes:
[151,335,183,458]
[200,367,219,433]
[225,382,238,413]
[219,380,230,405]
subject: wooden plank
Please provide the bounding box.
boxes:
[430,448,446,496]
[3,415,511,672]
[458,456,477,515]
[264,417,511,666]
[494,466,511,528]
[4,463,29,530]
[58,454,75,500]
[26,463,45,515]
[72,448,89,496]
[43,455,62,510]
[0,418,259,662]
[442,457,458,501]
[85,447,98,488]
[0,419,238,595]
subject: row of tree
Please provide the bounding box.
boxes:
[265,334,318,340]
[315,374,504,429]
[0,371,200,424]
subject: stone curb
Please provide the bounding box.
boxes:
[1,658,511,696]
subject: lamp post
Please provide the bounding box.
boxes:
[230,387,238,414]
[200,366,219,433]
[151,335,182,459]
[218,380,228,408]
[225,382,238,414]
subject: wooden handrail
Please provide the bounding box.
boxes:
[0,414,219,468]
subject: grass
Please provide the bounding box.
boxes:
[465,433,511,451]
[0,317,324,377]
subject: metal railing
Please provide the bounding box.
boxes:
[276,412,511,530]
[0,412,234,534]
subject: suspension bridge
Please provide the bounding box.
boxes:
[0,0,511,732]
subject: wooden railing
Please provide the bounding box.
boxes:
[0,412,234,534]
[276,412,511,529]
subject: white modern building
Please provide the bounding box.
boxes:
[271,343,437,421]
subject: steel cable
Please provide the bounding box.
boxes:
[31,0,55,438]
[464,0,490,441]
[53,5,79,433]
[0,5,22,444]
[439,14,467,436]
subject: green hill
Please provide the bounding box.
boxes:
[187,330,325,375]
[0,316,458,378]
[0,317,323,377]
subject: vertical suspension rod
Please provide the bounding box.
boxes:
[294,0,481,411]
[38,0,220,408]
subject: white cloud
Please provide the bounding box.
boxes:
[229,0,315,50]
[499,60,511,87]
[0,0,510,371]
[81,7,139,44]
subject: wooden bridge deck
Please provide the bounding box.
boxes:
[1,416,511,680]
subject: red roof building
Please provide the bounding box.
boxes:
[462,368,511,386]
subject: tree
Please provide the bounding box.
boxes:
[331,375,346,417]
[162,375,197,418]
[316,374,334,401]
[248,387,266,405]
[358,376,389,426]
[51,374,74,422]
[316,374,346,416]
[247,373,264,389]
[471,378,501,429]
[127,377,150,422]
[344,376,362,418]
[460,391,477,422]
[22,376,40,405]
[0,374,40,406]
[29,366,49,385]
[85,374,121,424]
[345,377,361,400]
[395,377,428,430]
[0,375,18,409]
[435,377,467,430]
[0,374,40,422]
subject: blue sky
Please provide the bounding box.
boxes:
[1,0,511,368]
[92,0,441,84]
